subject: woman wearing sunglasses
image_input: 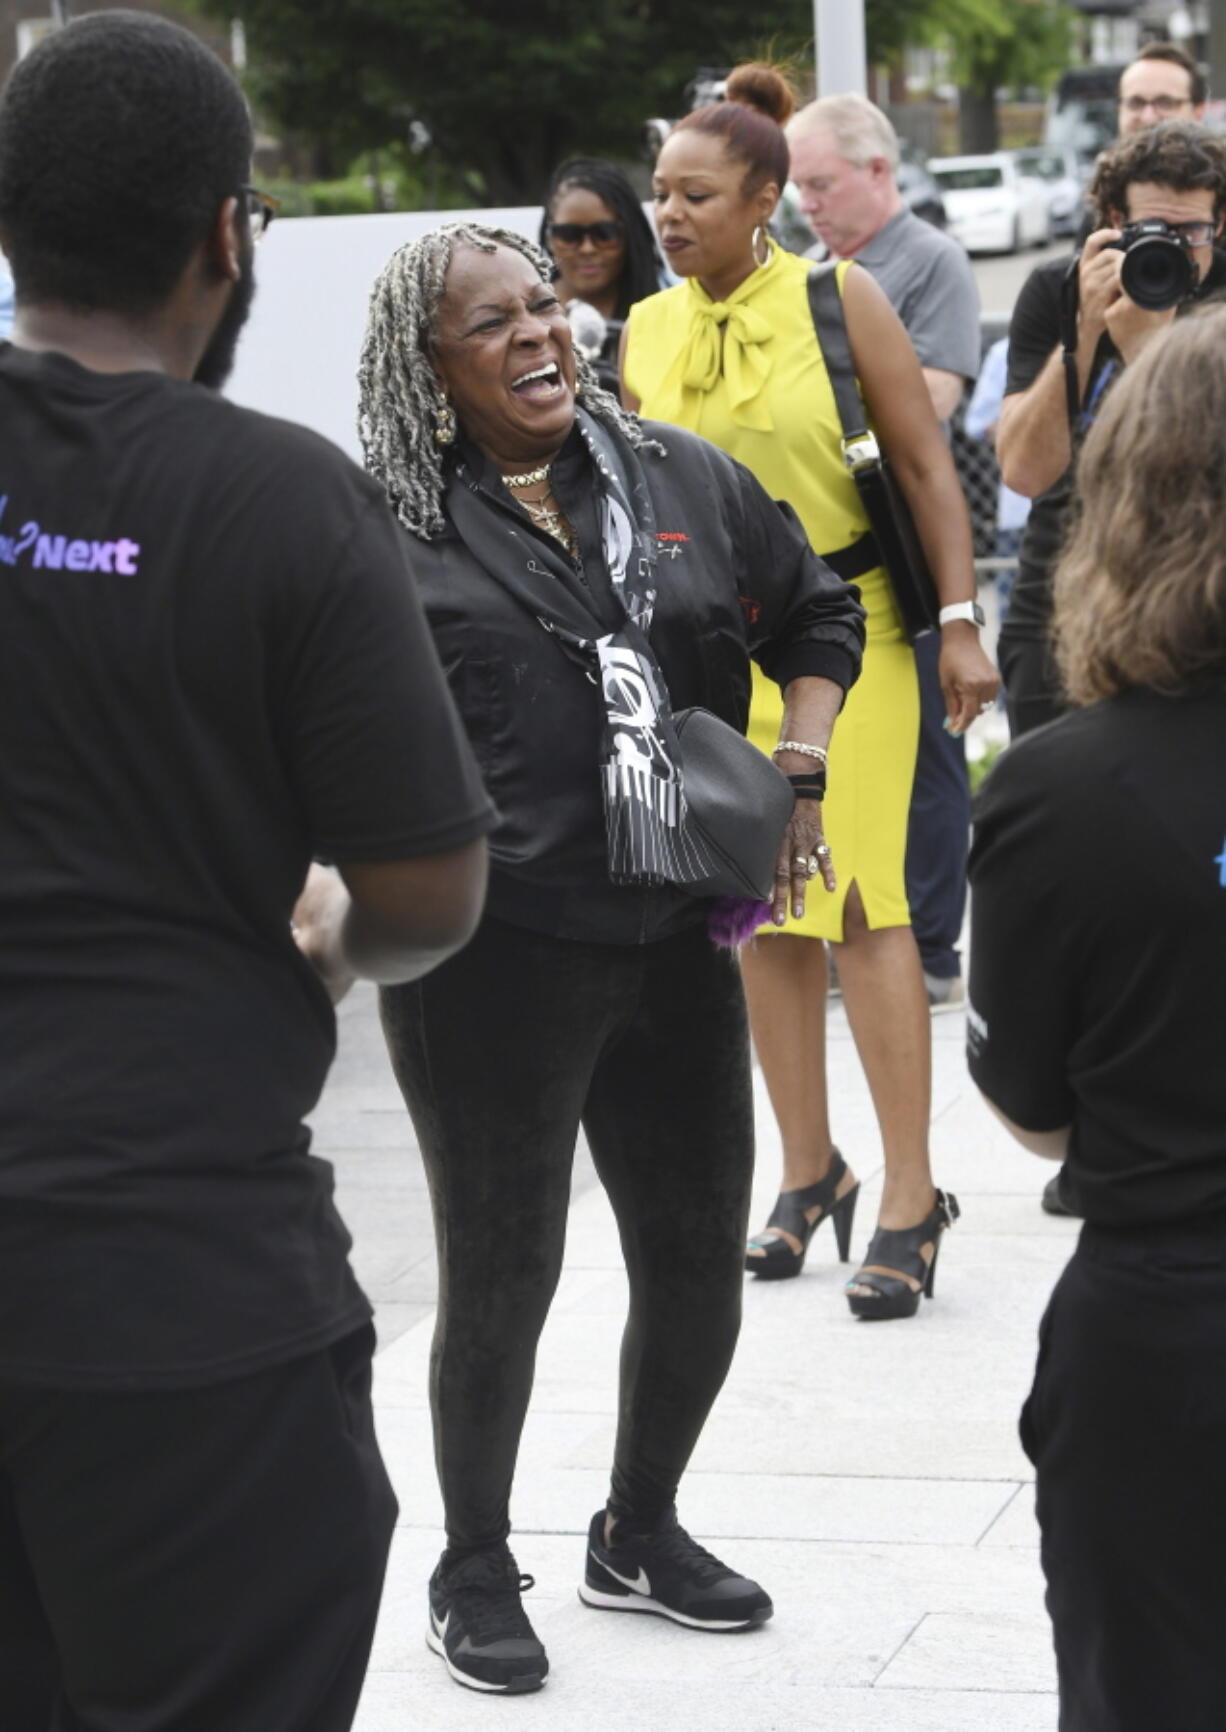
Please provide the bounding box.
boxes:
[539,158,666,390]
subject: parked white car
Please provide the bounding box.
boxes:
[1014,147,1088,238]
[928,153,1052,254]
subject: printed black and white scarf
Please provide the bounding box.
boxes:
[446,409,715,886]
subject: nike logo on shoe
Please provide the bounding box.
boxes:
[433,1610,450,1639]
[593,1551,651,1594]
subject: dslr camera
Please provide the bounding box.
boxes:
[1111,219,1198,311]
[1060,216,1202,426]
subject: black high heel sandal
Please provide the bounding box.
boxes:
[745,1150,860,1281]
[845,1190,960,1321]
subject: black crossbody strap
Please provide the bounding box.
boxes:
[806,263,871,442]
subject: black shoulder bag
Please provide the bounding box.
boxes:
[806,262,939,642]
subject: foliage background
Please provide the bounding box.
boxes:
[188,0,1077,206]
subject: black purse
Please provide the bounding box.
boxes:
[671,706,794,902]
[806,263,940,641]
[477,592,794,903]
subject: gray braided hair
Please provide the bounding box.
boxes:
[357,220,662,540]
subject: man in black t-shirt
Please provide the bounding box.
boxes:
[0,16,494,1731]
[997,123,1226,741]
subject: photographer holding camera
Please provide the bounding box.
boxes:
[997,123,1226,742]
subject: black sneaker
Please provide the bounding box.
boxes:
[578,1508,773,1630]
[426,1547,548,1693]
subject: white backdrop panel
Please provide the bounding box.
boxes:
[225,207,541,461]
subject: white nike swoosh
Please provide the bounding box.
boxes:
[594,1551,651,1594]
[433,1609,450,1639]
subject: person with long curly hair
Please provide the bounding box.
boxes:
[358,219,865,1694]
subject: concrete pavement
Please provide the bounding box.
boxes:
[314,968,1072,1732]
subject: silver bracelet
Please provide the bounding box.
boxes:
[773,740,829,764]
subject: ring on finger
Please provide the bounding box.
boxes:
[805,856,820,877]
[815,843,832,858]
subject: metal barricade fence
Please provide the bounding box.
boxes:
[951,313,1014,580]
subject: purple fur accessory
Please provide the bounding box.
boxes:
[708,897,772,949]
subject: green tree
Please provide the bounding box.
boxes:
[189,0,818,205]
[950,0,1078,152]
[865,0,1003,65]
[197,0,1068,203]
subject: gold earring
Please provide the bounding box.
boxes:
[433,401,457,447]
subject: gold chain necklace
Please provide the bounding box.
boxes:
[518,488,578,559]
[504,464,551,488]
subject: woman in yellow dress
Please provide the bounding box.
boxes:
[622,63,997,1319]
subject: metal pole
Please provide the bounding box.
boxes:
[1211,0,1226,108]
[814,0,867,97]
[49,0,70,23]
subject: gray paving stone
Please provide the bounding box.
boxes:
[369,1302,433,1352]
[311,1111,423,1152]
[354,1671,1056,1731]
[879,1607,1057,1693]
[979,1483,1041,1548]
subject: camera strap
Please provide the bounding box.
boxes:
[1059,254,1082,431]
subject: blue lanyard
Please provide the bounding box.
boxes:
[1077,359,1118,435]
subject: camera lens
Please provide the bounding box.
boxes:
[1120,234,1196,311]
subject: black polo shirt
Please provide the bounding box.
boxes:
[967,684,1226,1225]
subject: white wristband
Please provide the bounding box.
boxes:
[938,601,985,629]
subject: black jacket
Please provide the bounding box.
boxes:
[409,418,866,943]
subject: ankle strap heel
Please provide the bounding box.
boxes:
[845,1190,959,1321]
[746,1151,860,1280]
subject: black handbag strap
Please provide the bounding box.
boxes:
[823,529,880,583]
[806,263,871,443]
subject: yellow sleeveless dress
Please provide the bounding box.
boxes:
[623,244,918,940]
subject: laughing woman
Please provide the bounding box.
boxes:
[358,221,864,1695]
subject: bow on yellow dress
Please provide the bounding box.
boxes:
[668,296,776,433]
[624,244,919,941]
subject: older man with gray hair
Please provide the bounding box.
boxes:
[792,95,980,418]
[790,92,984,1008]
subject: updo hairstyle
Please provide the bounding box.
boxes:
[672,61,796,197]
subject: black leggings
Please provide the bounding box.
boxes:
[380,916,754,1554]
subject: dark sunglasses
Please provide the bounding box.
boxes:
[239,183,279,243]
[548,220,624,249]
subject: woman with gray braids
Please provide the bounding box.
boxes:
[358,221,864,1696]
